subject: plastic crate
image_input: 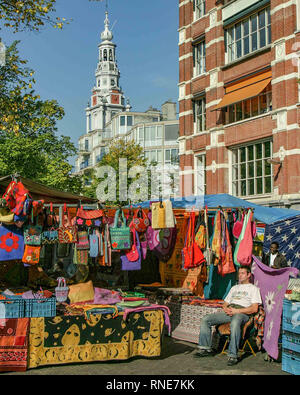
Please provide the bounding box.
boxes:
[282,299,300,335]
[24,297,56,318]
[282,331,300,354]
[282,349,300,375]
[0,299,25,318]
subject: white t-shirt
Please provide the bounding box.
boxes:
[224,283,262,308]
[270,253,277,267]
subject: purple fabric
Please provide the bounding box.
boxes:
[93,287,121,305]
[121,230,141,271]
[140,241,148,260]
[252,255,299,359]
[122,304,172,335]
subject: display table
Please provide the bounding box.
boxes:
[28,309,165,369]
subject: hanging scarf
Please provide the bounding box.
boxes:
[218,215,235,277]
[211,211,222,266]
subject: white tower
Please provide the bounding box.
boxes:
[86,11,126,133]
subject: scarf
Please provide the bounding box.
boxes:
[251,255,299,359]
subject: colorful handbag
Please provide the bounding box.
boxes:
[41,228,59,244]
[89,231,99,257]
[182,211,206,269]
[125,227,139,262]
[0,207,14,224]
[58,206,77,244]
[121,230,141,271]
[76,231,90,250]
[55,277,69,302]
[24,220,43,246]
[109,209,131,250]
[75,207,104,227]
[131,207,150,233]
[22,244,41,265]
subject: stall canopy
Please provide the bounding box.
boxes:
[0,175,98,205]
[130,194,300,225]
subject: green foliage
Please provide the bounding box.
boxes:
[87,138,148,204]
[0,41,83,195]
[0,0,69,32]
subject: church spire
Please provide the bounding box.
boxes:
[101,11,113,42]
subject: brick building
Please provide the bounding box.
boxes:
[178,0,300,209]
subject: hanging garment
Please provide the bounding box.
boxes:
[89,231,99,258]
[0,224,25,261]
[182,211,205,270]
[218,214,235,276]
[211,211,222,266]
[237,210,254,266]
[233,209,250,267]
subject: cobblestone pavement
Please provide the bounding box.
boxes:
[1,336,290,376]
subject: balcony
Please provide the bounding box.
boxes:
[79,144,90,153]
[80,159,93,170]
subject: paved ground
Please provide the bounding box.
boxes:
[1,336,290,376]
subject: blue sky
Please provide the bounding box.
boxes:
[2,0,179,152]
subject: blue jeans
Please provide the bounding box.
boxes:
[198,311,249,359]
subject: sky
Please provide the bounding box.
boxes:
[2,0,179,153]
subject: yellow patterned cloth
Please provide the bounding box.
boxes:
[28,310,164,368]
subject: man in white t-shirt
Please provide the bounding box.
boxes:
[194,265,262,366]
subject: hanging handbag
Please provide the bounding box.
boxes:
[182,211,205,270]
[0,207,14,224]
[24,212,42,246]
[109,209,131,250]
[195,211,206,250]
[22,245,41,265]
[151,201,166,229]
[125,227,139,262]
[75,207,104,227]
[89,231,99,257]
[121,230,141,271]
[58,204,77,244]
[41,228,59,244]
[76,230,90,250]
[132,207,150,233]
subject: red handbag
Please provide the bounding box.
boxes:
[131,207,150,233]
[125,227,139,262]
[182,211,205,269]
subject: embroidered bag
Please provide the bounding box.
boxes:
[76,231,90,250]
[75,207,104,227]
[89,231,99,257]
[58,205,77,244]
[125,227,139,262]
[132,207,150,233]
[55,277,69,303]
[22,245,41,265]
[109,209,131,250]
[24,213,43,246]
[0,224,24,261]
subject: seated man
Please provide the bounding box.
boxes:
[194,265,262,366]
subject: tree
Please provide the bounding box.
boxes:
[0,41,83,194]
[0,0,69,32]
[86,138,149,204]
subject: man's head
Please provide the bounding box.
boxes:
[238,265,252,284]
[270,241,279,255]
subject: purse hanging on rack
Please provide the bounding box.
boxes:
[109,209,131,250]
[131,207,150,233]
[22,244,41,265]
[182,211,205,270]
[58,204,78,244]
[23,209,43,246]
[75,207,104,227]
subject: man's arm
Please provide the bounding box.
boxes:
[229,303,259,316]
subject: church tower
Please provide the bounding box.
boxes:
[86,11,126,133]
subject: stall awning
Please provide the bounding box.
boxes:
[213,70,272,110]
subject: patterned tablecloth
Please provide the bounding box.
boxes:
[28,309,165,368]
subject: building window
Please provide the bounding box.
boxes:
[127,116,133,126]
[120,116,126,126]
[193,40,206,76]
[232,140,272,197]
[85,139,89,151]
[194,0,205,20]
[194,154,206,195]
[224,85,272,124]
[194,97,206,133]
[225,7,271,63]
[165,149,179,165]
